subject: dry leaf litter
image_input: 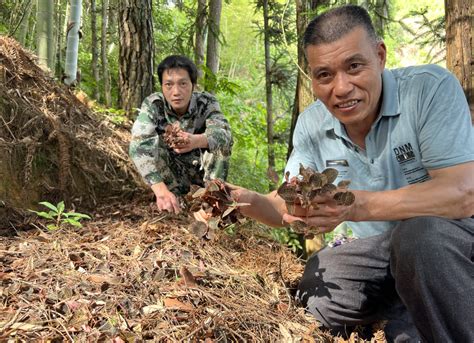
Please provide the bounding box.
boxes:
[1,199,386,342]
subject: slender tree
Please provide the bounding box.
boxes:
[13,0,33,45]
[373,0,389,38]
[36,0,55,70]
[288,0,328,255]
[205,0,222,91]
[445,0,472,120]
[471,0,474,119]
[91,0,100,100]
[64,0,82,86]
[194,0,207,82]
[288,0,315,160]
[55,0,66,78]
[101,0,112,106]
[118,0,154,116]
[262,0,275,191]
[8,1,21,34]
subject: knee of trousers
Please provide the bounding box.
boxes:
[390,216,453,271]
[297,275,370,329]
[297,279,334,327]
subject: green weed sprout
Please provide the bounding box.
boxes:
[29,201,91,230]
[270,227,303,253]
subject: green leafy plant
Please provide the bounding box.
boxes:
[29,201,91,230]
[270,227,303,253]
[94,107,128,124]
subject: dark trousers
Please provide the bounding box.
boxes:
[297,216,474,342]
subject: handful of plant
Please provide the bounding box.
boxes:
[277,163,355,238]
[163,122,190,148]
[187,179,248,240]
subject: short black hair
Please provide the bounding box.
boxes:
[304,5,379,49]
[157,55,198,85]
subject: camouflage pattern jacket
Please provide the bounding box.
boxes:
[129,92,233,185]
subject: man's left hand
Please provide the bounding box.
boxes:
[282,191,361,233]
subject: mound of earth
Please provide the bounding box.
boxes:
[0,36,144,226]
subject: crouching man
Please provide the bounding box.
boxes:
[130,55,233,213]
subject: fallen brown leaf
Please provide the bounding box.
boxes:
[163,298,194,312]
[85,273,121,285]
[179,266,198,287]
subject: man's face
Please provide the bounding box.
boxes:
[162,68,194,116]
[306,27,386,134]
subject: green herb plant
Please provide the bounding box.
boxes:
[270,227,303,253]
[29,201,91,231]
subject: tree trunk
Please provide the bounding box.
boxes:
[373,0,388,38]
[445,0,472,122]
[55,1,66,78]
[262,0,275,191]
[64,0,82,86]
[289,0,327,256]
[36,0,55,70]
[101,0,112,107]
[205,0,222,91]
[8,1,21,34]
[15,0,33,45]
[194,0,207,82]
[357,0,369,8]
[91,0,100,100]
[288,0,314,160]
[118,0,154,117]
[471,0,474,121]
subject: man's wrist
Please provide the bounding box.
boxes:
[151,182,170,196]
[197,134,209,149]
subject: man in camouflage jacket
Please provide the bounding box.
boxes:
[129,55,233,213]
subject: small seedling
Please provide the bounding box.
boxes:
[29,201,91,230]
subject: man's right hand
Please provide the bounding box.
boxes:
[151,182,181,214]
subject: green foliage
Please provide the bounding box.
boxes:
[29,201,91,231]
[201,65,242,95]
[219,83,289,193]
[153,1,196,60]
[94,106,128,125]
[383,0,445,67]
[253,0,296,46]
[0,1,15,35]
[270,227,302,253]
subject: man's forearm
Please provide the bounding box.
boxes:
[354,163,474,222]
[237,190,287,227]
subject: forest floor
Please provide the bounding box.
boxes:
[0,197,387,342]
